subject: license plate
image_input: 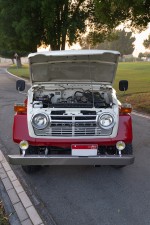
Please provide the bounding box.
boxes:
[71,144,98,156]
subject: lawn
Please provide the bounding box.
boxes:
[114,62,150,94]
[8,64,29,79]
[8,61,150,114]
[114,62,150,114]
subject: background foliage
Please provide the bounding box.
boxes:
[0,0,149,55]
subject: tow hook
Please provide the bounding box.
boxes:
[45,148,48,156]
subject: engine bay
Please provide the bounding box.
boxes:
[32,85,113,109]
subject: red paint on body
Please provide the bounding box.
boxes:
[13,114,132,148]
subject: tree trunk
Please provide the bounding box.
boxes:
[61,2,68,50]
[61,35,66,50]
[16,57,22,68]
[50,44,61,50]
[14,53,22,68]
[11,58,15,64]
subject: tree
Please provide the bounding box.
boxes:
[143,35,150,49]
[101,30,135,56]
[0,0,44,67]
[138,52,144,59]
[81,29,135,57]
[0,50,15,64]
[87,0,150,50]
[41,0,92,50]
[94,0,150,30]
[80,30,118,49]
[138,52,150,58]
[0,0,91,54]
[0,0,149,63]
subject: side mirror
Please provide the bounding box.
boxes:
[119,80,128,91]
[16,80,25,91]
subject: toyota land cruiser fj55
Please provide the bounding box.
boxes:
[8,50,134,173]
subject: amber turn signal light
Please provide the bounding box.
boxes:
[14,104,27,113]
[119,103,132,114]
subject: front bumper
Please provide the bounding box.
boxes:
[8,154,134,166]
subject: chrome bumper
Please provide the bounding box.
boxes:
[8,155,134,166]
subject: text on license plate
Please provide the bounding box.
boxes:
[71,144,98,156]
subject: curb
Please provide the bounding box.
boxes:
[0,150,45,225]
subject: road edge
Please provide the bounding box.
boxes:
[0,150,44,225]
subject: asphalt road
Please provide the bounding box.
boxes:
[0,66,150,225]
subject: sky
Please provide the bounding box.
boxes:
[132,24,150,57]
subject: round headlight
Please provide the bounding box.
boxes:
[32,113,49,129]
[98,114,114,129]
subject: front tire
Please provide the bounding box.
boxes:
[22,165,41,173]
[20,146,41,173]
[121,143,133,155]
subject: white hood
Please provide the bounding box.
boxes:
[28,50,120,85]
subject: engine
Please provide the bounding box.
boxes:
[32,87,113,109]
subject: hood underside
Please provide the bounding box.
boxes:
[28,50,120,84]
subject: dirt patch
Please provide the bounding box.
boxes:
[0,201,9,225]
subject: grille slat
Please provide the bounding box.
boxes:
[33,114,113,137]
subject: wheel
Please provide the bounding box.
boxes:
[112,143,133,169]
[121,143,133,155]
[22,165,41,173]
[20,146,41,173]
[112,165,126,169]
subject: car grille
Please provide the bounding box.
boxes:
[33,114,113,137]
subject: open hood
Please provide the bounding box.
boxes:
[28,50,120,85]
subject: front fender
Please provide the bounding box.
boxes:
[13,114,36,144]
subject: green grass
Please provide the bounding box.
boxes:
[8,64,29,79]
[114,62,150,95]
[8,62,150,114]
[114,62,150,114]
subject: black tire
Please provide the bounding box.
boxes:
[121,143,133,155]
[112,143,133,169]
[22,165,41,173]
[112,165,126,169]
[20,146,41,173]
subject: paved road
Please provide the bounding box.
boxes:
[0,66,150,225]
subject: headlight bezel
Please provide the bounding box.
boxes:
[31,113,49,130]
[98,113,115,129]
